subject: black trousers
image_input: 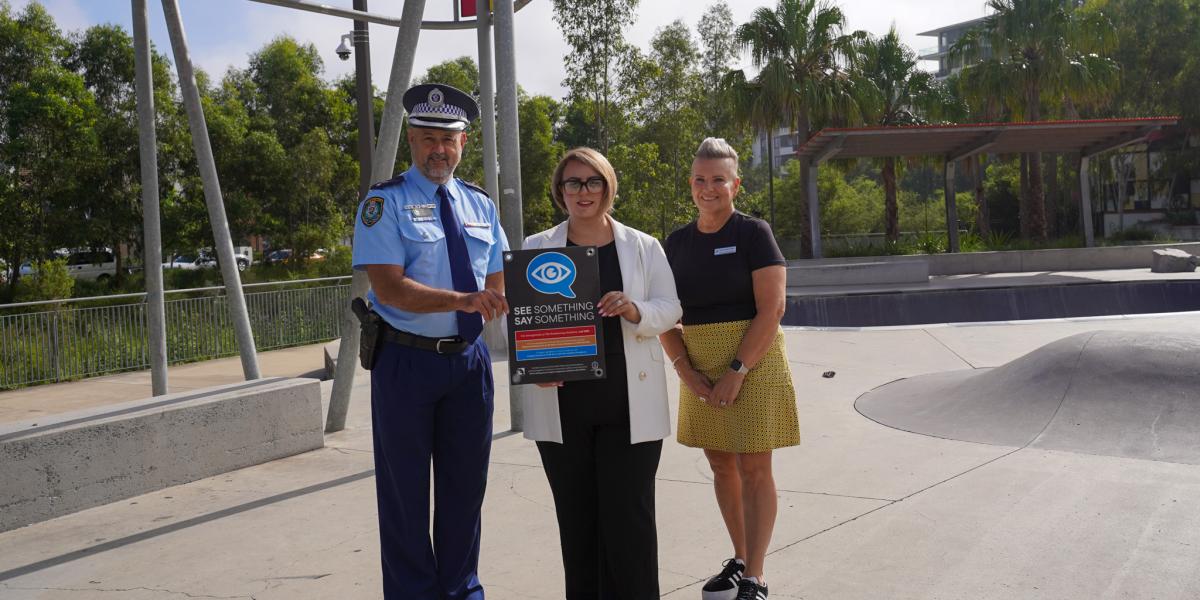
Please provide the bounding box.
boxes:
[536,362,663,600]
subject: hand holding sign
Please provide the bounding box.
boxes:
[460,289,509,321]
[597,291,640,323]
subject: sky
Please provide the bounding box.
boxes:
[10,0,990,98]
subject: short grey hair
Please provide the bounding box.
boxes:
[694,137,739,163]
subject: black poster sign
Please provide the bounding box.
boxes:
[503,246,607,385]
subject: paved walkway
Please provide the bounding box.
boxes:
[2,311,1200,599]
[0,344,329,424]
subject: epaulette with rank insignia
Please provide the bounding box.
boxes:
[457,179,491,198]
[369,173,406,190]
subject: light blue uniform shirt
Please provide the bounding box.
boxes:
[352,166,508,337]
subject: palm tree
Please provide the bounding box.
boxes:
[953,0,1118,241]
[856,27,946,242]
[728,0,868,256]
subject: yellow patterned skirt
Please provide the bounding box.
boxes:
[676,320,800,453]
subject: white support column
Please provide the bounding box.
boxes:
[161,0,261,380]
[1080,155,1094,248]
[807,163,822,259]
[132,0,168,395]
[326,0,427,433]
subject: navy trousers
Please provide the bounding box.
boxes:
[371,337,493,600]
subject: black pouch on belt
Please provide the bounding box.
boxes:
[350,297,385,370]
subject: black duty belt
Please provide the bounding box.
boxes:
[381,326,470,354]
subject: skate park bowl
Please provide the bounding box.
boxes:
[855,330,1200,464]
[782,280,1200,327]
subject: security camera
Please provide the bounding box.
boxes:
[336,34,352,61]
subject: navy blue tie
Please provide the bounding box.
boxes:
[437,185,483,343]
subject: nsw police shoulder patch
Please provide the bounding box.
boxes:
[361,196,385,227]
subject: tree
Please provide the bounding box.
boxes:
[856,26,944,242]
[65,25,144,284]
[552,0,639,153]
[729,0,869,256]
[953,0,1118,240]
[0,2,97,297]
[633,21,705,238]
[696,2,739,137]
[608,142,671,237]
[518,94,563,235]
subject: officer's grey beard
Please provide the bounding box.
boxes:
[420,153,456,184]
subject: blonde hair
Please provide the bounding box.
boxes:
[550,147,618,213]
[694,137,739,174]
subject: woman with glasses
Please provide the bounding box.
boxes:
[659,138,798,600]
[521,147,682,599]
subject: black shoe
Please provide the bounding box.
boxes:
[701,558,745,600]
[734,578,768,600]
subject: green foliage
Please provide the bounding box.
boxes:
[608,142,672,237]
[519,94,564,236]
[14,258,73,302]
[552,0,639,152]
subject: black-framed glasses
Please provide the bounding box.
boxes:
[560,176,605,194]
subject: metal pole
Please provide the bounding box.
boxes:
[353,0,375,196]
[944,160,960,253]
[162,0,261,380]
[1080,155,1094,247]
[495,0,525,431]
[326,0,427,433]
[476,0,499,201]
[133,0,169,396]
[806,163,822,259]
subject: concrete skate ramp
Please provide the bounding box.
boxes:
[783,280,1200,327]
[856,330,1200,464]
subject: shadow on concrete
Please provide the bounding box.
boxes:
[856,330,1200,464]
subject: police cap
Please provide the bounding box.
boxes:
[403,83,479,131]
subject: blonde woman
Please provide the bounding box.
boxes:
[659,138,799,600]
[522,147,682,599]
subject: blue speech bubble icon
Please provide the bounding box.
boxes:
[526,252,577,298]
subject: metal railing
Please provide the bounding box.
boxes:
[0,277,351,389]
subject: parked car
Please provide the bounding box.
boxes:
[265,249,292,263]
[197,246,253,271]
[163,255,206,270]
[65,250,118,281]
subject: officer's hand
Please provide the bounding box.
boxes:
[461,289,509,321]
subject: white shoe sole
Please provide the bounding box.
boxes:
[702,588,739,600]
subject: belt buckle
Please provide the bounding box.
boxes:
[435,338,455,354]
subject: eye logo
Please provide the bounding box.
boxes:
[526,252,577,298]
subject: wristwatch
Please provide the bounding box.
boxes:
[729,358,750,375]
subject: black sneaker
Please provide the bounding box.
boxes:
[734,578,768,600]
[701,559,745,600]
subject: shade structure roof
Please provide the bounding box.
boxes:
[795,117,1180,164]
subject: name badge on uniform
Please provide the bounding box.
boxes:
[714,246,737,256]
[463,222,489,229]
[406,204,436,222]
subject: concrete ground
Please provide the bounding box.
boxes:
[0,345,329,424]
[3,310,1200,599]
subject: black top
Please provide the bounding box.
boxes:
[665,211,786,326]
[559,239,628,425]
[567,239,625,357]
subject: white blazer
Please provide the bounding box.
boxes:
[520,217,682,444]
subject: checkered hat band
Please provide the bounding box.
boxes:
[408,116,467,130]
[410,102,468,120]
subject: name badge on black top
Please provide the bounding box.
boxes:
[714,245,737,256]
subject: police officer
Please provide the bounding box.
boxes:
[352,83,508,600]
